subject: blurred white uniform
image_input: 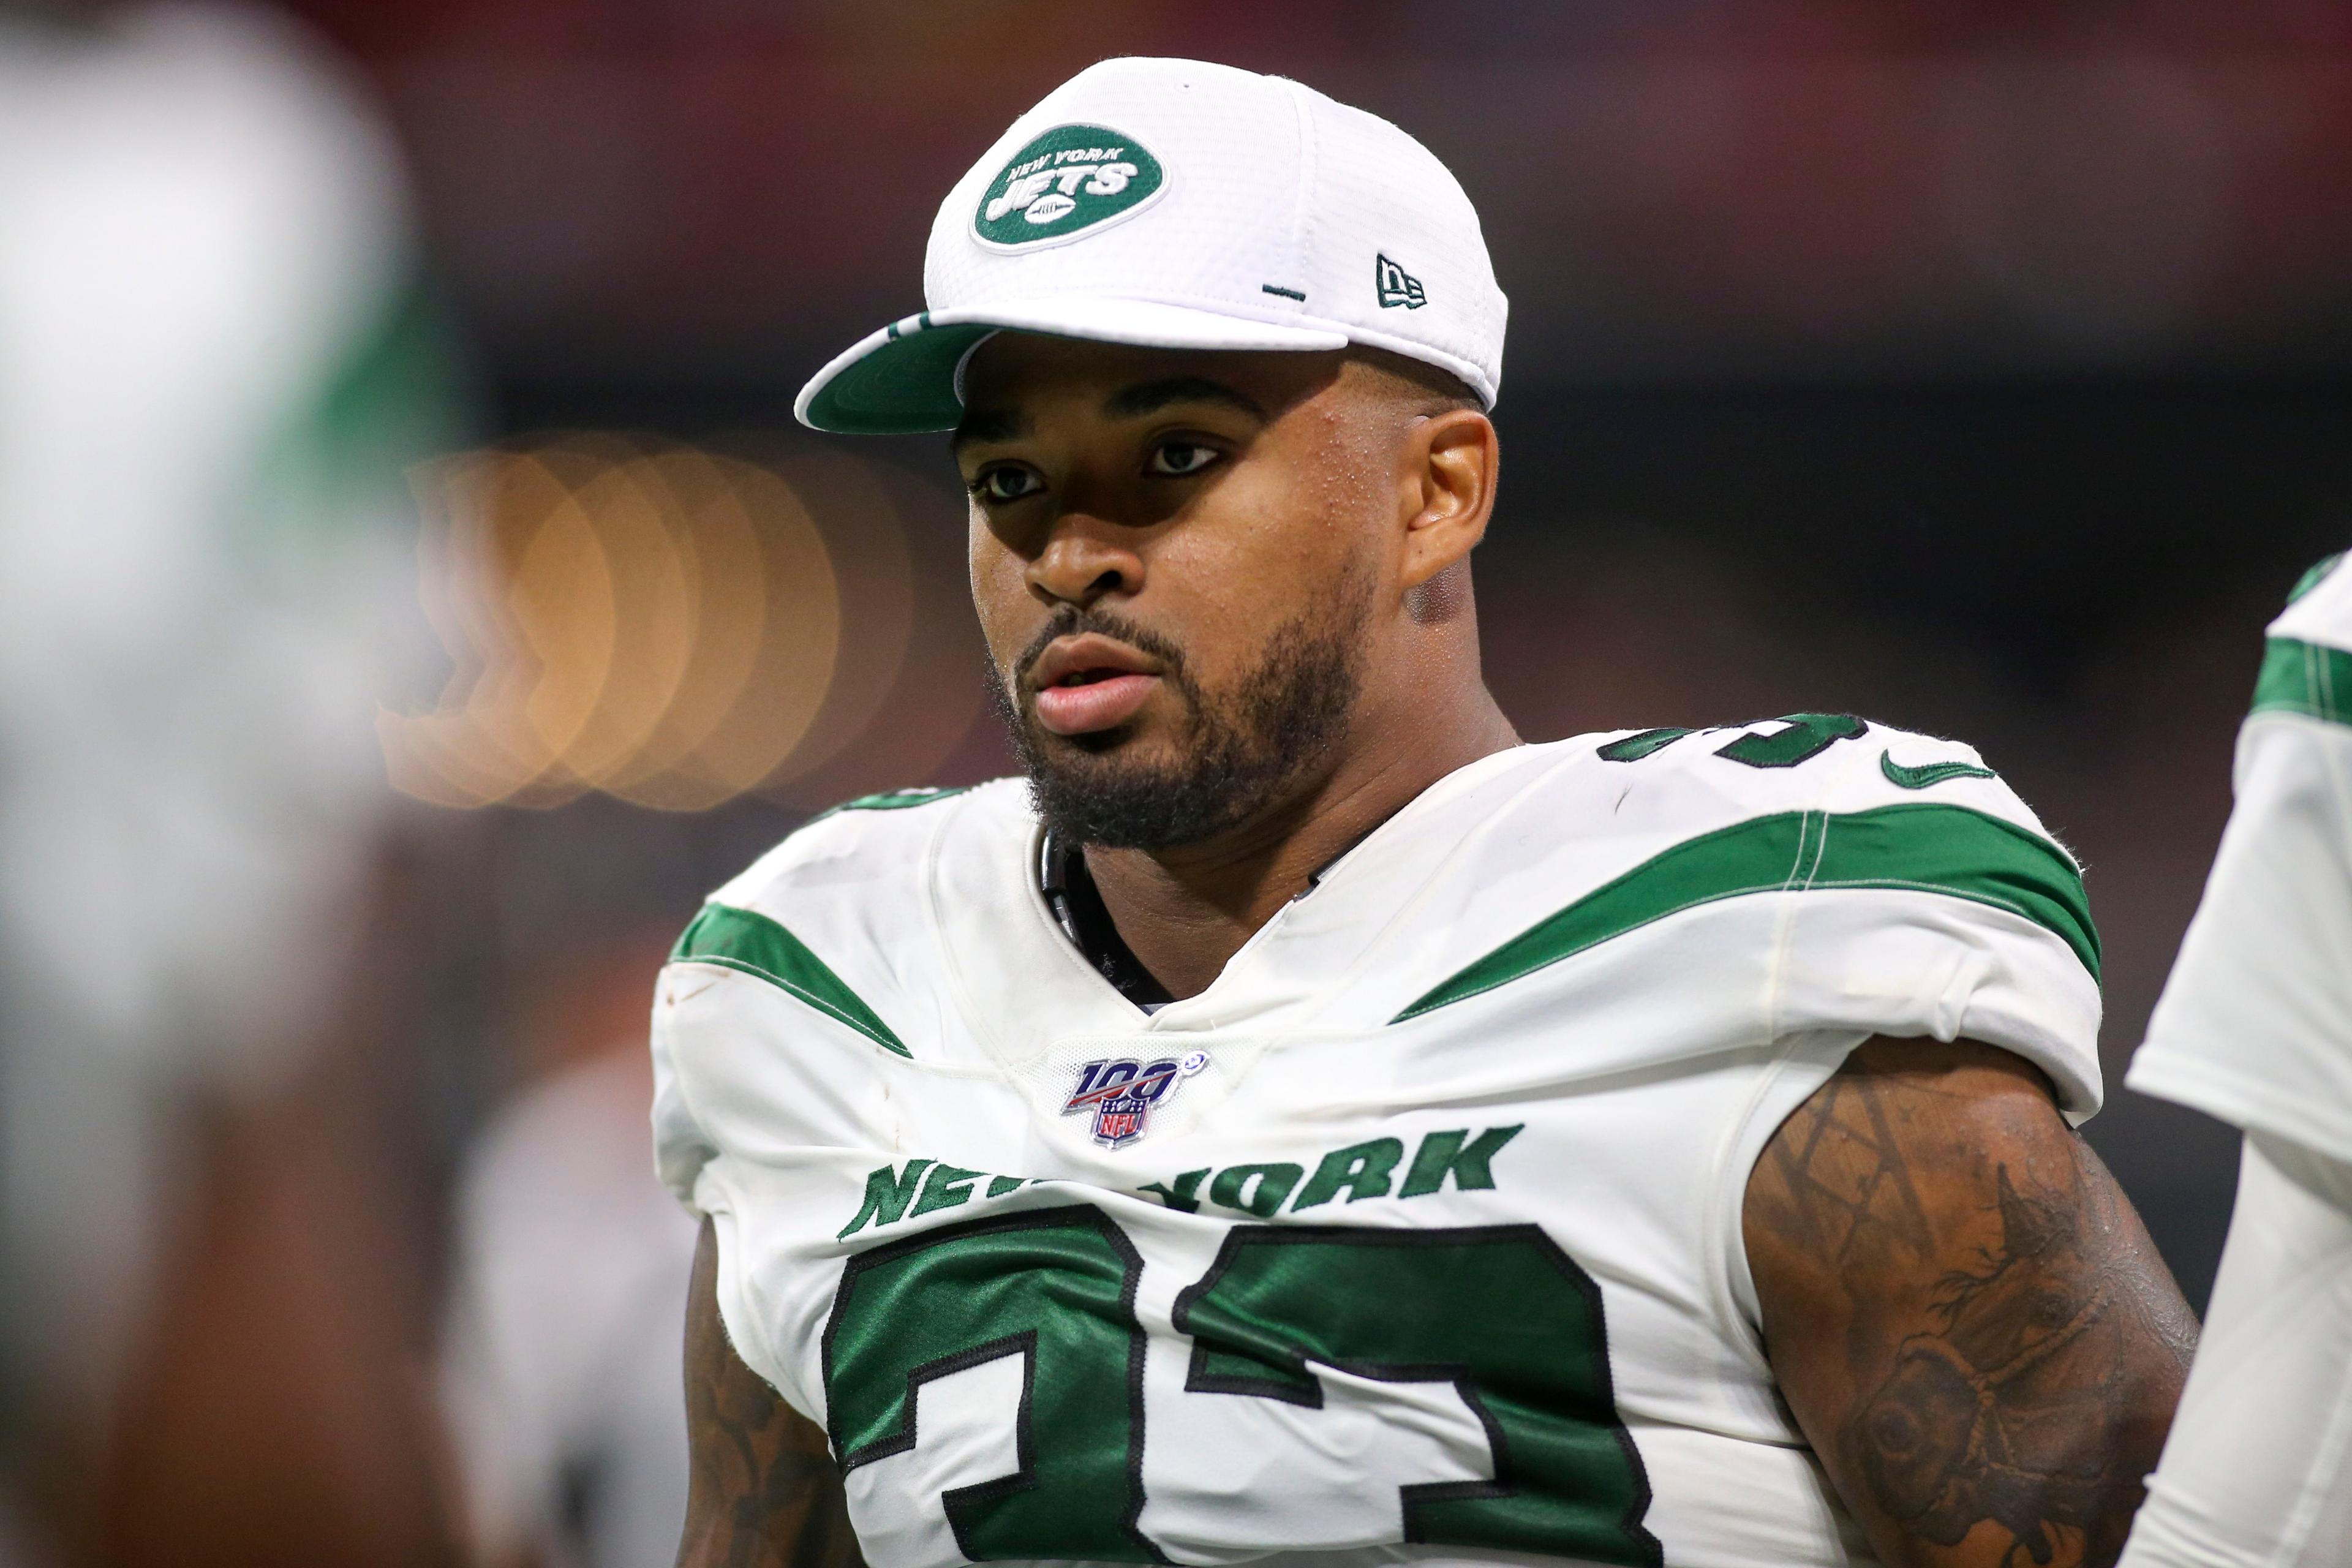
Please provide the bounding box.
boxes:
[442,1049,699,1568]
[2122,552,2352,1568]
[0,0,454,1454]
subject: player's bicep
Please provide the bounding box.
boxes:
[1742,1038,2197,1568]
[678,1218,862,1568]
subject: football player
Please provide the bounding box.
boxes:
[657,58,2196,1568]
[2117,551,2352,1568]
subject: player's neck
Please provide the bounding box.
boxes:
[1080,681,1519,1002]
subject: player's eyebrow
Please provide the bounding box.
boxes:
[1103,377,1265,422]
[952,377,1265,453]
[949,407,1029,453]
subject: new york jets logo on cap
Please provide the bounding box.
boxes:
[973,123,1166,249]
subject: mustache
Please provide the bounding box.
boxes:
[1012,606,1191,694]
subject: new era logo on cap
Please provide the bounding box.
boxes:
[794,57,1508,434]
[1376,253,1427,310]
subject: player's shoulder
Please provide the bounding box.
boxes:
[661,778,1029,1046]
[2256,552,2352,726]
[655,775,1033,1120]
[653,784,1032,1202]
[698,777,1028,924]
[1504,715,2090,968]
[1543,713,2064,845]
[2270,550,2352,646]
[1396,719,2099,1104]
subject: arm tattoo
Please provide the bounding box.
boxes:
[1745,1039,2198,1568]
[677,1221,864,1568]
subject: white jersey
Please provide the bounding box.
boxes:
[653,718,2102,1568]
[2127,552,2352,1164]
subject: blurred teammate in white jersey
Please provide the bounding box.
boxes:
[2120,552,2352,1568]
[0,1,458,1554]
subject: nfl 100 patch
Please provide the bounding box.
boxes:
[1062,1049,1208,1148]
[973,123,1167,249]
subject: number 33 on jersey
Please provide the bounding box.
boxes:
[653,720,2103,1568]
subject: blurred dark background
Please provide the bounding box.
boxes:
[6,2,2348,1564]
[326,0,2351,1281]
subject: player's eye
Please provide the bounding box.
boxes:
[1146,440,1221,478]
[970,464,1044,504]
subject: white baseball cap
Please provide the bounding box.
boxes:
[794,56,1508,434]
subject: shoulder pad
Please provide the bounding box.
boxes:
[703,779,1006,918]
[1592,714,2043,820]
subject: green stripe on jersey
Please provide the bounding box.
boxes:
[672,903,909,1056]
[2287,552,2344,605]
[2252,636,2352,727]
[1394,803,2097,1022]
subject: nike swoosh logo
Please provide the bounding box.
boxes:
[1880,750,1996,790]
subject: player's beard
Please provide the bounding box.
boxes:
[994,568,1372,851]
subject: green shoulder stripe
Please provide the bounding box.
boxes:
[671,903,909,1057]
[1393,802,2097,1022]
[2251,636,2352,728]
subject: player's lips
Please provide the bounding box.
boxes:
[1028,633,1164,736]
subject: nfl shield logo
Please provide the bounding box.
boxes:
[1062,1051,1207,1148]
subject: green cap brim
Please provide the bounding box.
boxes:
[796,317,997,435]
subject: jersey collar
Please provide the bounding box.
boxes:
[934,745,1550,1054]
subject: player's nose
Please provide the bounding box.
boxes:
[1028,519,1142,608]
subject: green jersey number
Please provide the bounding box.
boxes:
[822,1206,1662,1567]
[1599,712,1868,769]
[823,1208,1157,1562]
[1175,1224,1658,1561]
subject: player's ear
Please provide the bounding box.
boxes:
[1396,409,1498,592]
